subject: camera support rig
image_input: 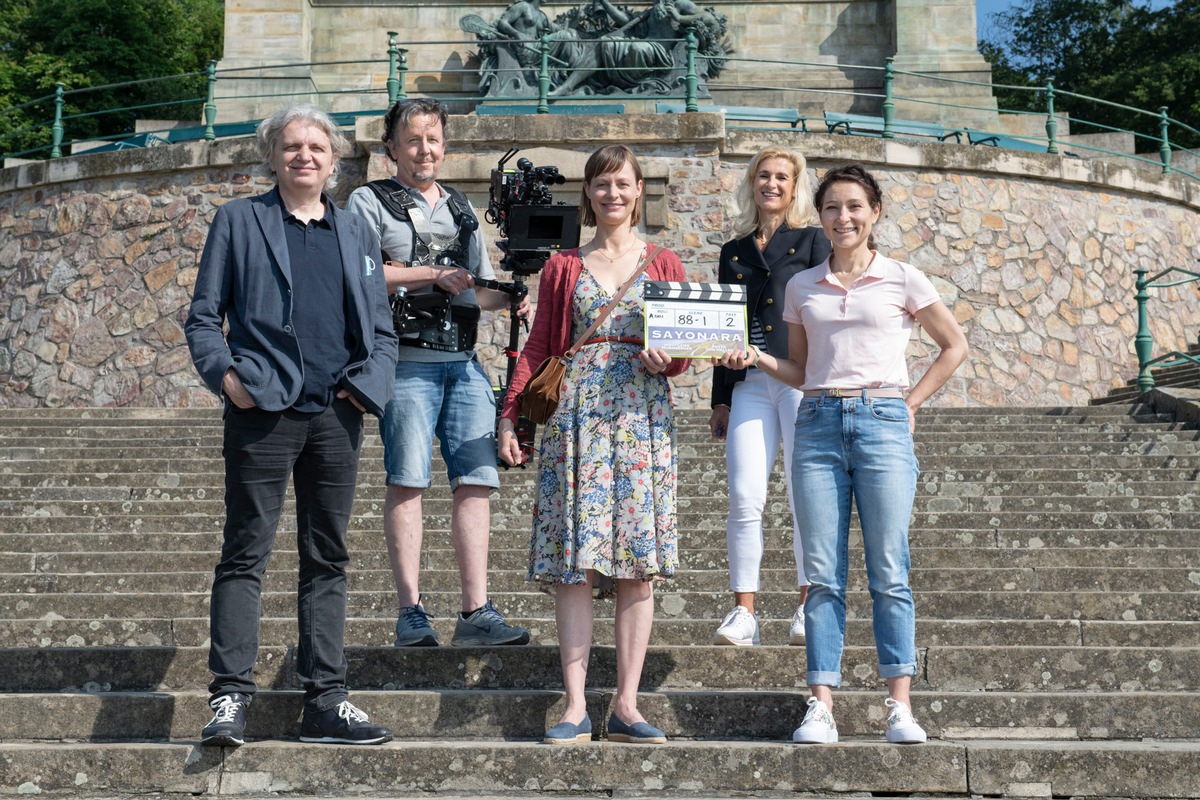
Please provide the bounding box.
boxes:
[484,147,581,468]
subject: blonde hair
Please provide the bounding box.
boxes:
[579,144,644,228]
[730,147,817,240]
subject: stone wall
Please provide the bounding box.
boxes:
[1,114,1198,409]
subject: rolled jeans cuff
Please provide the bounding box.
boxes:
[806,670,842,688]
[879,662,918,679]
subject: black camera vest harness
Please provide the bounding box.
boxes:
[364,179,478,267]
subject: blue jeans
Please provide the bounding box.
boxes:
[791,394,919,687]
[381,358,499,490]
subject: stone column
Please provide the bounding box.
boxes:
[891,0,998,126]
[216,0,319,124]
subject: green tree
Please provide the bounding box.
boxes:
[980,0,1199,151]
[1,0,223,158]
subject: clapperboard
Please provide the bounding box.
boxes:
[643,281,748,358]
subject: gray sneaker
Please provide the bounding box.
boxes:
[394,600,439,647]
[451,600,530,646]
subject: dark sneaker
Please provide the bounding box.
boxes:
[201,692,251,747]
[299,700,393,745]
[451,600,530,647]
[394,600,439,647]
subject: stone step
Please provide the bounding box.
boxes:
[7,508,1200,535]
[4,424,1190,443]
[11,739,1198,799]
[5,616,1197,650]
[6,452,1200,476]
[5,480,1200,505]
[3,688,1197,742]
[3,644,1198,693]
[6,493,1199,519]
[5,566,1198,595]
[5,438,1198,461]
[2,588,1197,623]
[4,467,1197,491]
[7,545,1198,575]
[5,526,1198,554]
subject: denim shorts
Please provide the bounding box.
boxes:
[380,359,499,490]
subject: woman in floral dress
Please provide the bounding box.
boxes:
[499,144,689,745]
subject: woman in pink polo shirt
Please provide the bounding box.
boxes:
[721,164,967,744]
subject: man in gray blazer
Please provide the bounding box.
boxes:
[186,104,398,748]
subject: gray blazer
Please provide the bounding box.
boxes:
[185,187,399,417]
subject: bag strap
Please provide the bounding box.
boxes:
[563,244,657,359]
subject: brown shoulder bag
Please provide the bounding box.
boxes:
[519,246,656,424]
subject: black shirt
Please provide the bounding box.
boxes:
[282,204,354,412]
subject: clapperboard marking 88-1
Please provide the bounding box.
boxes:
[643,281,749,358]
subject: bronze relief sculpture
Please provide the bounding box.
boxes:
[461,0,729,98]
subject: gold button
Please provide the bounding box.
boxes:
[766,298,774,305]
[765,325,774,332]
[788,248,795,254]
[732,256,739,262]
[736,273,743,280]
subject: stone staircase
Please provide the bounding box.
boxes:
[0,406,1198,799]
[1094,343,1200,404]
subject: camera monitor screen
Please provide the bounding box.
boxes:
[508,204,581,251]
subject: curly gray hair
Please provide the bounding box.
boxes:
[256,104,351,189]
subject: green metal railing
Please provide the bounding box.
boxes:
[3,31,1199,183]
[1133,263,1200,393]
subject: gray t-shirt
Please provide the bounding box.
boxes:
[345,179,494,363]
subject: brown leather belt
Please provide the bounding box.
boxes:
[582,336,644,347]
[802,388,905,399]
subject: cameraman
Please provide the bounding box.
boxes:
[345,99,530,648]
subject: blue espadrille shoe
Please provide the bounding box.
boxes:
[543,715,592,745]
[606,713,666,744]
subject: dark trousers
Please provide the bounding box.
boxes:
[208,400,363,711]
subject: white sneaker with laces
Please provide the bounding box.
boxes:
[788,604,806,644]
[712,605,760,646]
[792,697,838,743]
[884,698,927,744]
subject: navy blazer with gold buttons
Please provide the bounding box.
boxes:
[711,224,831,408]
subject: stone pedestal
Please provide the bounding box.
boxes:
[212,1,998,127]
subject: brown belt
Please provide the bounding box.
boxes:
[802,388,905,399]
[582,336,644,347]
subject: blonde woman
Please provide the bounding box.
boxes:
[710,147,830,647]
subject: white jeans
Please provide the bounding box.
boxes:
[725,369,807,592]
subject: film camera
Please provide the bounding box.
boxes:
[486,148,581,275]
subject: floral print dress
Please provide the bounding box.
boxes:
[528,266,678,597]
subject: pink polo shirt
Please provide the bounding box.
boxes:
[782,253,941,391]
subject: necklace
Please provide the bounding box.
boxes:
[756,226,777,248]
[589,238,642,263]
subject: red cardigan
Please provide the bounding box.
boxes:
[500,245,691,423]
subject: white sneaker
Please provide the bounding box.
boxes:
[792,697,838,743]
[788,605,806,644]
[712,605,760,646]
[884,698,927,744]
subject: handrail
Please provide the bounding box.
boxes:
[1,31,1197,182]
[1134,263,1200,393]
